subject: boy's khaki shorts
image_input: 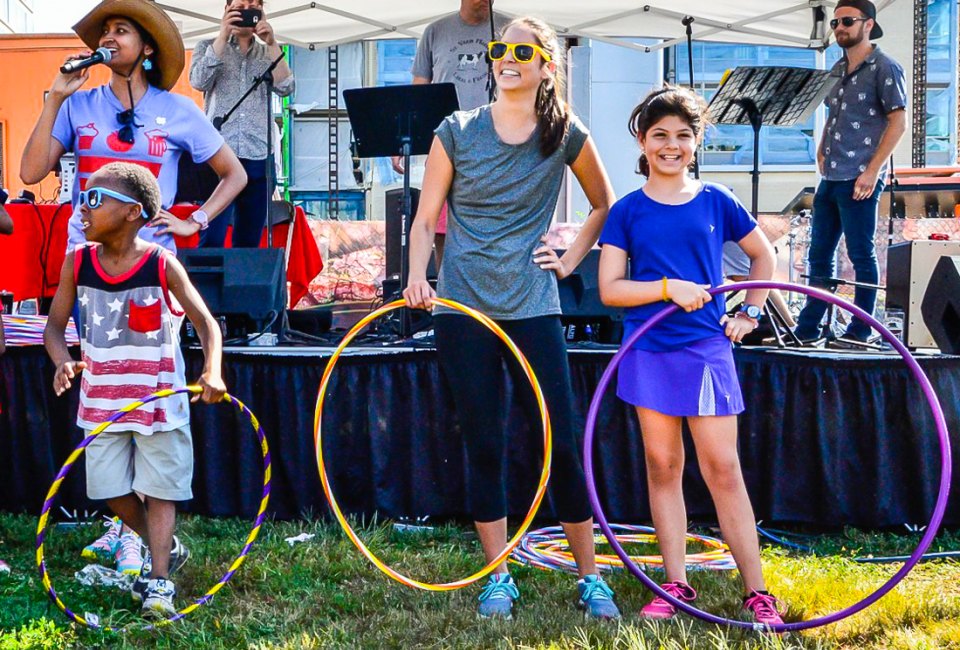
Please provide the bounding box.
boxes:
[85,426,193,501]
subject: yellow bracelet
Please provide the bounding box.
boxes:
[662,276,670,302]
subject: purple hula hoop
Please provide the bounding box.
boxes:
[583,281,952,632]
[35,388,272,632]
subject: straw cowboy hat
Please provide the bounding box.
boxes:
[73,0,185,90]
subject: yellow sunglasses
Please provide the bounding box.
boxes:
[487,41,552,63]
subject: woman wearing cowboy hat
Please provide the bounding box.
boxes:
[21,0,246,252]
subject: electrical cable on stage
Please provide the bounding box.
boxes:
[35,387,271,631]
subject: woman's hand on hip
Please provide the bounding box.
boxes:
[148,209,201,237]
[533,237,570,279]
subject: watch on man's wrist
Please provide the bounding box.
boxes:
[738,304,762,321]
[189,209,209,231]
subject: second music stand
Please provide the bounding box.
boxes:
[708,66,836,217]
[343,83,459,338]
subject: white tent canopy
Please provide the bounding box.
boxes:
[158,0,899,51]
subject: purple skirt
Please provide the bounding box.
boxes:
[616,335,745,416]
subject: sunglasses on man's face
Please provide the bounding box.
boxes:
[487,41,552,64]
[830,16,870,29]
[79,187,144,217]
[116,108,138,144]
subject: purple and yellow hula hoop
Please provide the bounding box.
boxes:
[584,281,952,632]
[35,386,272,631]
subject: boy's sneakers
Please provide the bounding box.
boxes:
[81,517,121,563]
[141,578,177,619]
[131,536,190,605]
[577,574,620,620]
[169,536,190,575]
[130,572,149,604]
[640,580,698,620]
[743,591,784,627]
[115,532,144,575]
[141,536,190,578]
[477,573,519,620]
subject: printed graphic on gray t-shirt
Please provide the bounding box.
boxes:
[412,12,510,111]
[434,106,589,320]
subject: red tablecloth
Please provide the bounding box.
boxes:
[0,203,322,306]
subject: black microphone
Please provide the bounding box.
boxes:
[60,47,113,74]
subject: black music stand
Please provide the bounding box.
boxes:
[343,83,459,338]
[708,66,836,217]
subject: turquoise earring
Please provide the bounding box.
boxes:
[143,58,153,71]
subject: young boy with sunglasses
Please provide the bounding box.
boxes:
[44,162,226,619]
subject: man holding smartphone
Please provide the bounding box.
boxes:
[189,0,295,248]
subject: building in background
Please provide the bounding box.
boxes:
[0,0,34,33]
[0,34,201,196]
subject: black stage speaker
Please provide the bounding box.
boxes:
[177,248,285,342]
[557,249,623,344]
[887,240,960,348]
[921,255,960,354]
[384,187,436,280]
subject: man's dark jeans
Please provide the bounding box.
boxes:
[200,156,275,249]
[795,178,884,341]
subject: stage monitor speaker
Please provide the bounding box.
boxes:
[384,187,436,280]
[887,240,960,348]
[557,249,623,344]
[921,255,960,354]
[177,248,286,341]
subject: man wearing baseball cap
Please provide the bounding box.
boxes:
[794,0,906,347]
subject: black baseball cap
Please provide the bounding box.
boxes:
[835,0,883,39]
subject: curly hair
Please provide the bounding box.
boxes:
[628,85,710,177]
[97,162,161,220]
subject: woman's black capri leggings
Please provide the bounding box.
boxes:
[434,313,593,524]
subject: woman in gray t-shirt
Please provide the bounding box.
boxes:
[404,17,620,620]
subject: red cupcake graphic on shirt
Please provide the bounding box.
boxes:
[76,123,99,150]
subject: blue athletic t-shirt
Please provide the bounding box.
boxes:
[599,182,757,351]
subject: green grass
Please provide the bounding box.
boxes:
[1,513,959,649]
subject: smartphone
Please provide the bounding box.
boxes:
[234,8,262,28]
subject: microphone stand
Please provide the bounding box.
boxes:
[681,16,700,179]
[213,51,286,248]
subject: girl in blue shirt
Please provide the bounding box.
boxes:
[598,85,784,626]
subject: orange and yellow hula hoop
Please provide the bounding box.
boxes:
[314,298,553,591]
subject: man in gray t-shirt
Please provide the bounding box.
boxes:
[394,1,509,265]
[412,1,510,112]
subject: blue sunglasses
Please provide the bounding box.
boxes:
[79,187,146,218]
